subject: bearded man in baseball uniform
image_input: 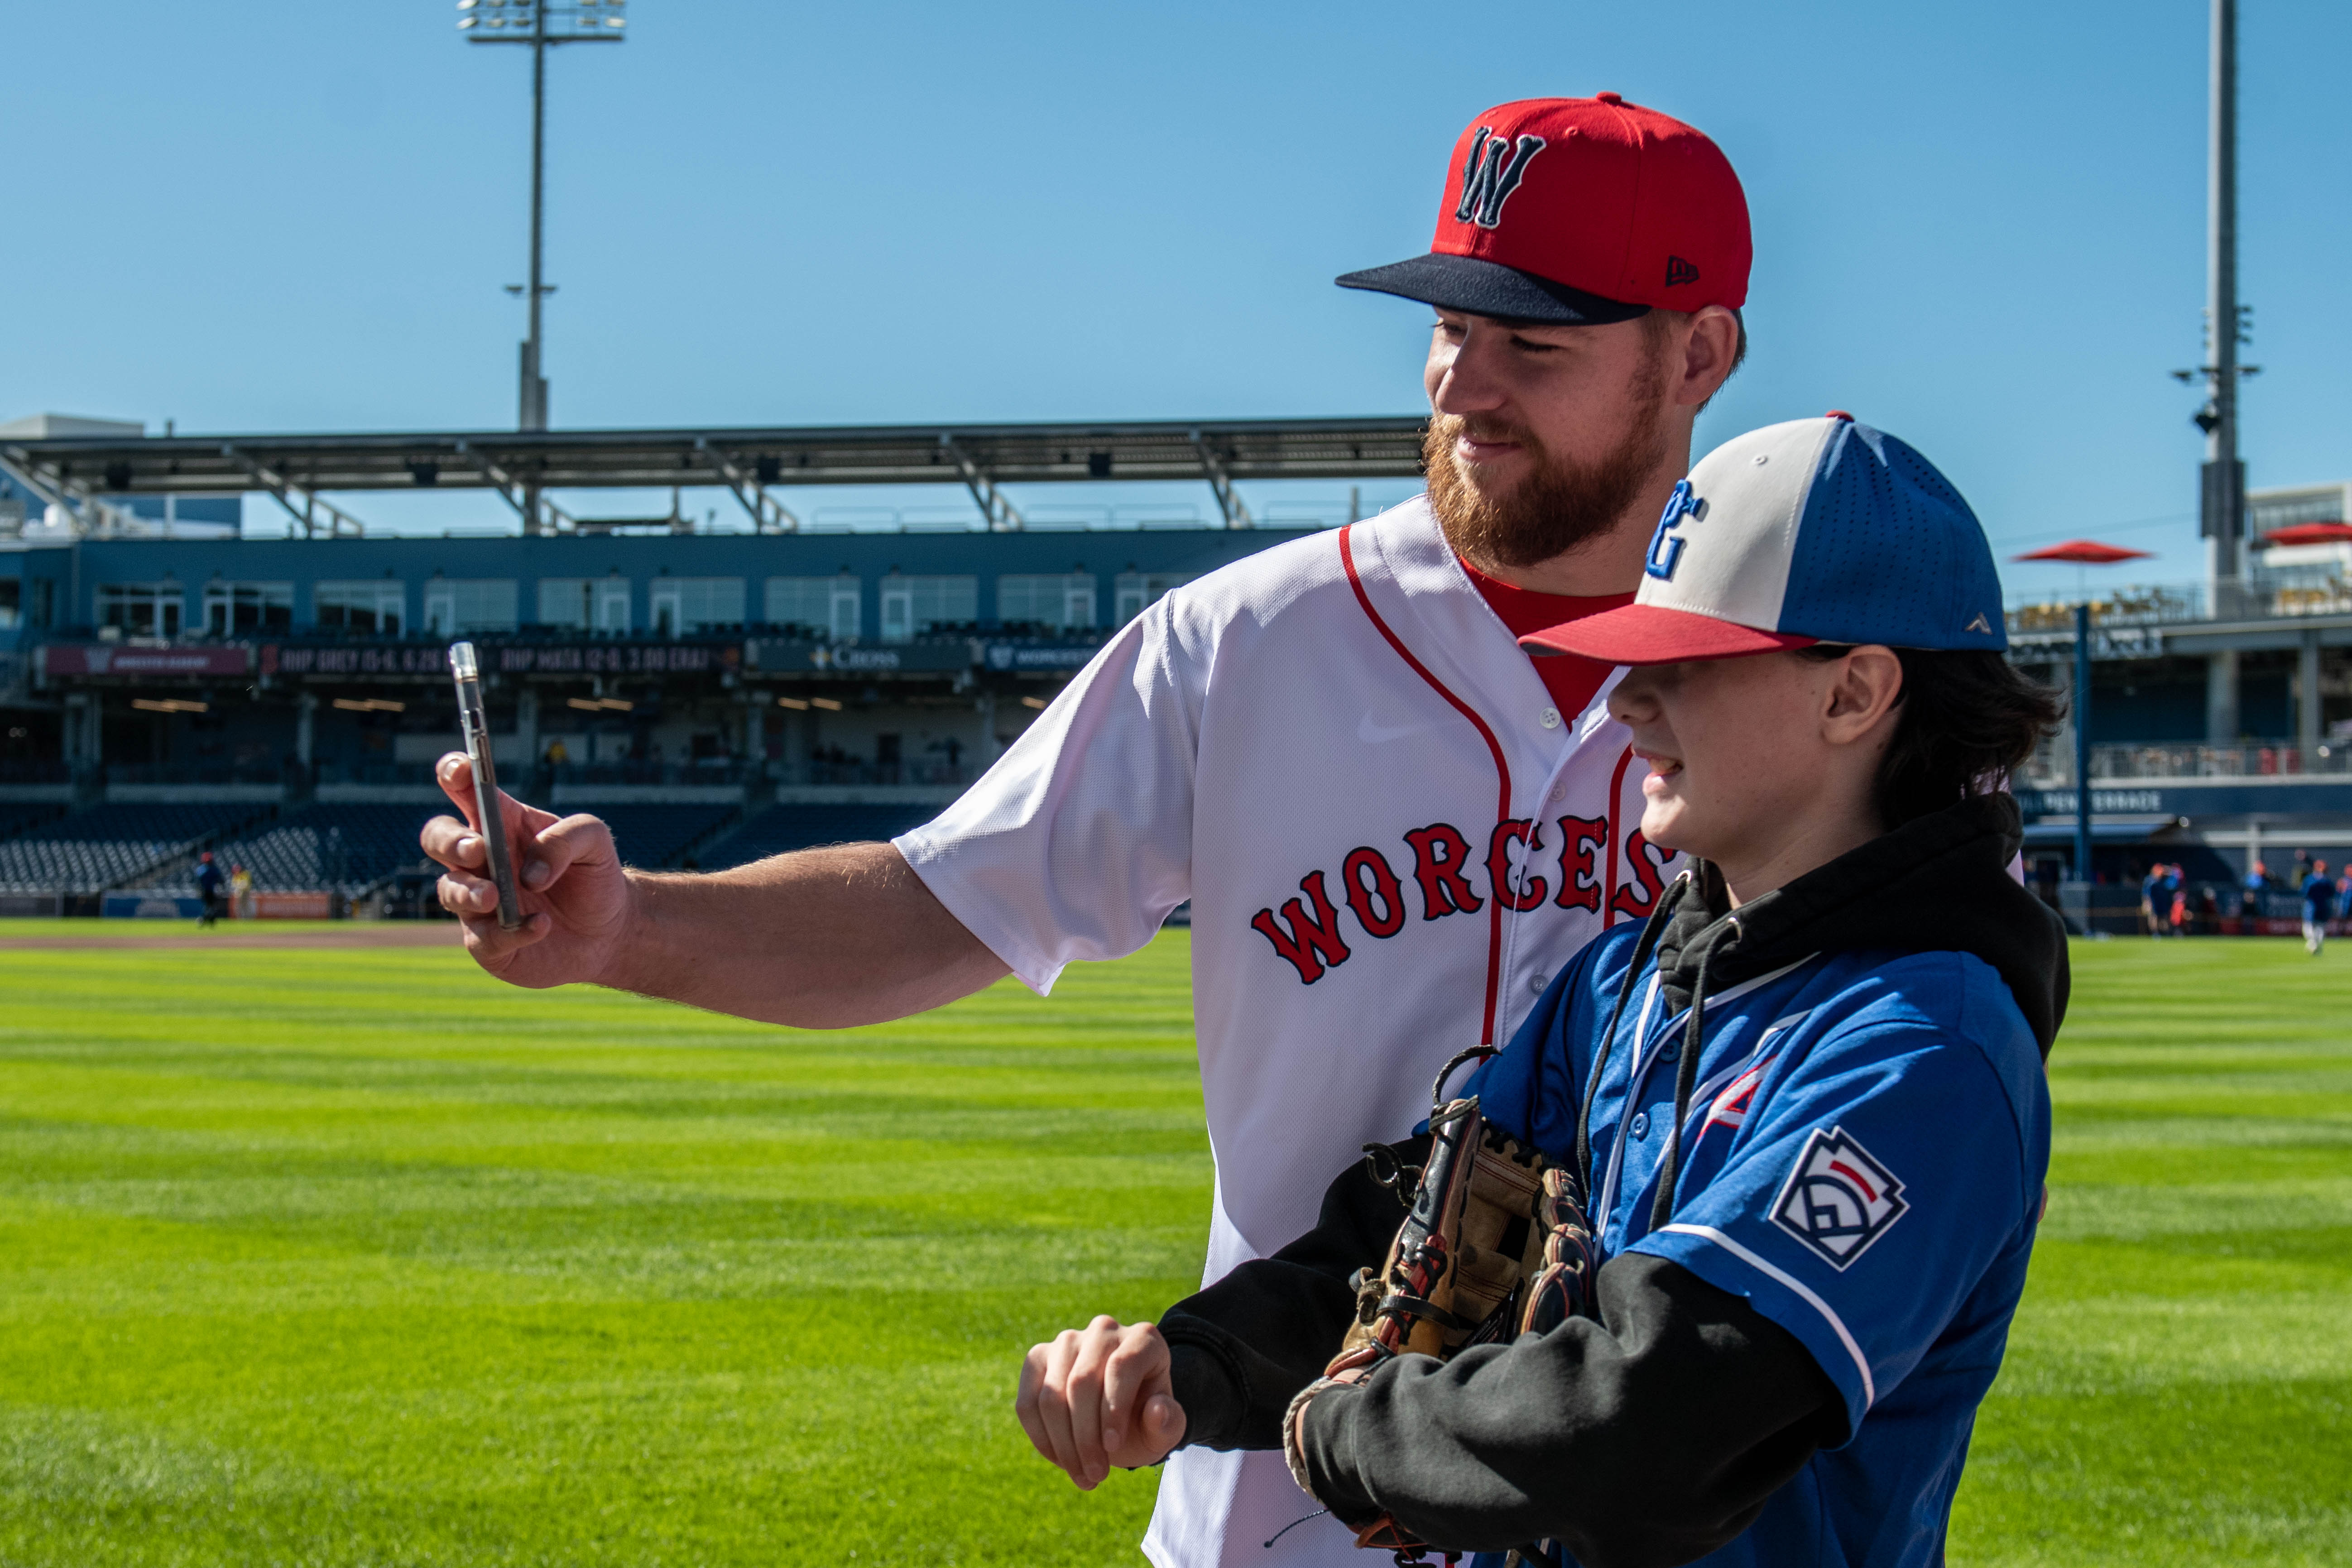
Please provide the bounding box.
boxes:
[422,94,1751,1568]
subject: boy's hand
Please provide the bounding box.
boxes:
[1016,1317,1186,1489]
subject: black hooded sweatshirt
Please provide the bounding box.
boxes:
[1157,793,2067,1568]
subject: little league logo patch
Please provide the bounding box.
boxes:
[1771,1126,1907,1269]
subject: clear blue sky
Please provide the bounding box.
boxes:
[6,0,2347,596]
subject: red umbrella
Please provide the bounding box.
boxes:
[2011,539,2155,565]
[2259,522,2352,548]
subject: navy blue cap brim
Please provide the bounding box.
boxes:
[1334,253,1651,325]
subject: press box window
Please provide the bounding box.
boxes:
[1113,572,1195,625]
[649,577,744,635]
[97,583,184,637]
[996,573,1097,632]
[537,576,631,632]
[203,582,293,636]
[315,580,406,634]
[764,575,861,640]
[422,580,519,636]
[878,575,977,643]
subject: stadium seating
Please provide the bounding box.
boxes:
[695,802,944,871]
[591,803,743,870]
[0,803,66,843]
[135,800,742,896]
[0,803,273,894]
[187,803,449,895]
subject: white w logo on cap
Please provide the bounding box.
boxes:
[1454,128,1546,229]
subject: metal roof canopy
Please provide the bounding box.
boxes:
[0,415,1430,537]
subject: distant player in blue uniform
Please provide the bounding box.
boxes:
[2301,859,2333,955]
[1021,416,2069,1568]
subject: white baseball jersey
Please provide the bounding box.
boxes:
[895,496,1677,1568]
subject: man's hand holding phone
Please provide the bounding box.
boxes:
[422,753,634,988]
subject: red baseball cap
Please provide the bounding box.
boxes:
[1338,94,1751,324]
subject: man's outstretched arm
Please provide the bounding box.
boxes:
[421,753,1010,1027]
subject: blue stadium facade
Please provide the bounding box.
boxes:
[9,457,2352,931]
[0,465,1315,912]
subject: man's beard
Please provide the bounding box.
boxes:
[1424,384,1672,574]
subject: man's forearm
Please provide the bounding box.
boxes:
[595,841,1011,1028]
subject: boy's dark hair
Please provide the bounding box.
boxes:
[1798,646,2062,828]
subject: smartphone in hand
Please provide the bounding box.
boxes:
[447,641,524,930]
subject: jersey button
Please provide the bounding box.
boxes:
[1630,1111,1650,1139]
[1539,707,1562,729]
[1529,971,1549,996]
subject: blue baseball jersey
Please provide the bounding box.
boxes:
[1459,923,2051,1568]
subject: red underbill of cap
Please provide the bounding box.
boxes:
[1520,604,1819,665]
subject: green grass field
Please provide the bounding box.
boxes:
[0,926,2346,1565]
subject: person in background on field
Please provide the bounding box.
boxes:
[2302,858,2333,955]
[2241,859,2267,928]
[2292,848,2314,887]
[2196,882,2221,935]
[230,863,255,921]
[2139,861,2166,938]
[2167,873,2189,937]
[193,851,225,929]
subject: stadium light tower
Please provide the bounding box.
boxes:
[457,0,625,451]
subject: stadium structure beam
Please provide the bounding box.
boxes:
[221,446,367,539]
[0,449,144,538]
[1190,429,1253,529]
[939,435,1027,532]
[0,417,1430,508]
[697,438,801,533]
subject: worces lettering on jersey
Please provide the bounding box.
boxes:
[1250,811,1674,984]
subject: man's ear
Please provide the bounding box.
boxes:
[1822,646,1905,745]
[1671,306,1742,410]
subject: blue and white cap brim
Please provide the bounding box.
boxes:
[1524,415,2007,665]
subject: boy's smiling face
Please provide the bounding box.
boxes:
[1608,647,1908,903]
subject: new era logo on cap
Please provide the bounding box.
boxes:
[1522,414,2009,665]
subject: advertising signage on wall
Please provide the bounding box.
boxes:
[40,644,253,677]
[749,639,974,674]
[257,642,740,679]
[980,642,1100,672]
[490,643,739,676]
[746,638,1108,675]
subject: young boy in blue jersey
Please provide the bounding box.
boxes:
[1019,414,2067,1568]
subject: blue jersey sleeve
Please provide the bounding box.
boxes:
[1629,959,2050,1436]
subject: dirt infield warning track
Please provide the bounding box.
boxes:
[0,921,464,950]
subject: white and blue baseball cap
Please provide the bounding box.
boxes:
[1522,413,2007,665]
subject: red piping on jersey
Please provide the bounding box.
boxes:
[1605,743,1636,927]
[1338,524,1510,1045]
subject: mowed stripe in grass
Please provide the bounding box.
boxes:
[4,928,2349,1564]
[0,932,1208,1566]
[1951,937,2352,1566]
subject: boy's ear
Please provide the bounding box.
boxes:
[1822,646,1905,743]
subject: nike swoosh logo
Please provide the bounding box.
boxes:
[1358,712,1423,745]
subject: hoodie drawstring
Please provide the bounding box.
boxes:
[1649,916,1739,1234]
[1575,874,1689,1194]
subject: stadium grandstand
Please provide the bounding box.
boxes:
[9,413,2352,932]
